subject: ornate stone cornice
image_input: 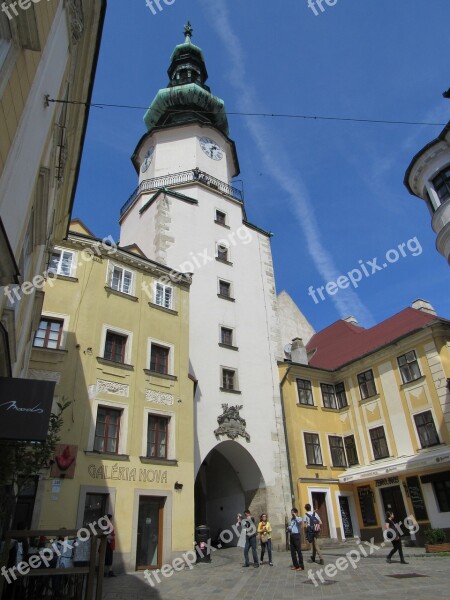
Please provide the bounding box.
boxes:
[65,0,84,45]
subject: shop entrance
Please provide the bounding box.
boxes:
[311,492,330,537]
[136,496,164,570]
[380,485,407,531]
[338,496,354,538]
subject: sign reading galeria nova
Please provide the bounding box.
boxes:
[0,377,55,441]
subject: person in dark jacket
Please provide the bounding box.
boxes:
[385,511,408,564]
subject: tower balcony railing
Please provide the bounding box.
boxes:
[120,168,243,216]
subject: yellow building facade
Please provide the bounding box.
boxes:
[280,304,450,544]
[28,221,195,572]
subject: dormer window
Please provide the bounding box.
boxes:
[432,166,450,204]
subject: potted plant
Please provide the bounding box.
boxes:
[424,528,450,553]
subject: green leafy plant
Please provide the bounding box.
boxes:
[424,528,447,545]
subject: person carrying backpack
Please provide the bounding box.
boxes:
[304,503,324,565]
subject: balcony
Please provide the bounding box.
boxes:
[120,168,243,217]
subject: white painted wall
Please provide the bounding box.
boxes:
[0,3,71,377]
[120,124,291,521]
[421,482,450,529]
[0,3,69,256]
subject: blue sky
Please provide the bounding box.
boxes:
[74,0,450,332]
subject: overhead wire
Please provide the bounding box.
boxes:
[44,98,447,127]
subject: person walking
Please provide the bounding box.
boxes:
[257,513,273,566]
[237,509,259,568]
[304,503,324,565]
[287,508,304,571]
[385,511,408,564]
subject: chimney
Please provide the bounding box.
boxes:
[291,338,308,365]
[344,316,358,325]
[411,299,436,315]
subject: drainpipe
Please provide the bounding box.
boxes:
[279,365,295,507]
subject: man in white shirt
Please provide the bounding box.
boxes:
[287,508,304,571]
[304,503,324,565]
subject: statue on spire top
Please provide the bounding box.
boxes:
[184,21,193,40]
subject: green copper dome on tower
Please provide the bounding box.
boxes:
[143,23,229,135]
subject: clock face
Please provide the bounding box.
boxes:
[199,137,224,161]
[141,146,155,173]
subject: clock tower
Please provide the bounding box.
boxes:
[119,24,292,543]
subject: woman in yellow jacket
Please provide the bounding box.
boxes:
[257,513,273,565]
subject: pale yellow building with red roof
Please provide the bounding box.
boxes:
[279,300,450,544]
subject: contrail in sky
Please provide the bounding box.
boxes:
[201,0,376,326]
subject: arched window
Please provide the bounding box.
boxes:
[431,165,450,204]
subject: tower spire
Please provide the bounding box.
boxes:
[143,24,229,135]
[184,21,193,42]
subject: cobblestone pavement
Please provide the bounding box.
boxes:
[103,544,449,600]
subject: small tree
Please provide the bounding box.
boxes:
[0,399,71,540]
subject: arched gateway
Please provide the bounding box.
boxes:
[195,441,267,542]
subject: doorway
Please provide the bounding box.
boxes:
[338,496,354,538]
[136,496,164,570]
[12,478,38,529]
[380,486,407,531]
[311,492,330,537]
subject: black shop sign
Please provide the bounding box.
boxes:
[0,377,55,442]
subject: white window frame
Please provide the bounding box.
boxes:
[328,434,347,468]
[296,378,314,406]
[147,337,175,375]
[100,324,133,365]
[216,242,230,262]
[108,262,135,295]
[217,277,233,297]
[88,400,129,456]
[219,324,235,346]
[412,408,440,449]
[154,281,174,310]
[215,208,227,226]
[397,349,422,384]
[48,247,76,277]
[142,407,176,460]
[36,312,70,350]
[220,366,238,391]
[302,430,324,466]
[368,425,390,461]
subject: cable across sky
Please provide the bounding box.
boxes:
[45,97,447,127]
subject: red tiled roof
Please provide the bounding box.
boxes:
[306,308,440,370]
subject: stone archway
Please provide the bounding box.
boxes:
[194,440,267,544]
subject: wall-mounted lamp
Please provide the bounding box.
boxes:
[174,481,183,490]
